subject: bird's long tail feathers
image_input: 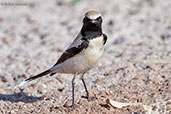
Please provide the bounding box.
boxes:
[18,69,52,87]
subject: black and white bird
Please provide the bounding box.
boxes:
[19,11,107,108]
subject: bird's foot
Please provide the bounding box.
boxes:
[72,103,77,109]
[87,96,94,102]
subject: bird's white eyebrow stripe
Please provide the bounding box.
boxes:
[85,11,101,20]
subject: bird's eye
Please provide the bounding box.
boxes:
[83,17,90,23]
[96,17,102,22]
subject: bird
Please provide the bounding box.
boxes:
[18,10,107,108]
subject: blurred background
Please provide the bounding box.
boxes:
[0,0,171,113]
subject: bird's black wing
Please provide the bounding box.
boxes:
[53,39,89,66]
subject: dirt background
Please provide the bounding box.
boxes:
[0,0,171,114]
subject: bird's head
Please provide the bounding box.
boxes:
[81,11,102,34]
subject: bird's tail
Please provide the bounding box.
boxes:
[18,69,52,87]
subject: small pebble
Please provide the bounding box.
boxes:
[0,88,6,94]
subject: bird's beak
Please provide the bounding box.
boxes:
[91,19,96,24]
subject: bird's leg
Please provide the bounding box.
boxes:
[72,74,77,108]
[81,73,93,101]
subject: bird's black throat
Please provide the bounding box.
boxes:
[81,23,102,39]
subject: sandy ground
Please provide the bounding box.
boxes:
[0,0,171,113]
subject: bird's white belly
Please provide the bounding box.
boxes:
[62,47,104,74]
